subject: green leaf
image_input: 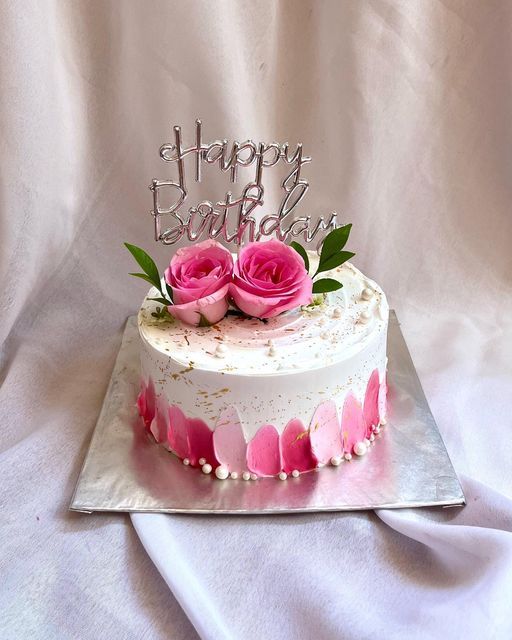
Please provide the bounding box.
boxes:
[290,241,309,273]
[125,243,161,288]
[129,272,160,288]
[148,297,172,306]
[198,313,212,327]
[319,224,352,267]
[316,251,355,274]
[312,278,344,294]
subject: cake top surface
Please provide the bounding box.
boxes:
[138,257,388,377]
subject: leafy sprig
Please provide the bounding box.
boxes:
[291,224,355,295]
[125,243,173,305]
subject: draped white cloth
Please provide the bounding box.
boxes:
[1,1,511,638]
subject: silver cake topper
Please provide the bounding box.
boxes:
[150,119,338,247]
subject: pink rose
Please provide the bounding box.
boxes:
[165,240,233,326]
[229,240,313,319]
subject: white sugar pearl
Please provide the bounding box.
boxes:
[370,434,375,442]
[230,471,239,480]
[242,471,251,481]
[359,310,371,324]
[354,442,367,456]
[291,470,300,478]
[198,458,206,466]
[374,426,381,434]
[268,346,276,357]
[344,453,352,461]
[215,344,227,358]
[215,465,229,480]
[250,473,258,481]
[332,307,342,318]
[364,438,371,447]
[330,455,342,466]
[361,287,373,301]
[202,463,212,475]
[279,472,287,481]
[182,458,190,466]
[380,417,387,426]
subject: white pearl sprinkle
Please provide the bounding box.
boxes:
[198,457,206,466]
[330,455,342,466]
[182,458,190,466]
[202,463,212,475]
[364,438,371,447]
[250,473,258,481]
[291,469,300,478]
[317,462,326,468]
[380,417,387,426]
[214,344,227,358]
[215,465,229,480]
[374,426,381,434]
[268,346,276,357]
[279,471,287,480]
[230,471,239,480]
[354,442,367,456]
[361,287,373,301]
[332,307,342,318]
[359,310,371,324]
[344,453,352,461]
[242,471,251,481]
[370,434,375,442]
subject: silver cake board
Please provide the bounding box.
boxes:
[69,311,465,515]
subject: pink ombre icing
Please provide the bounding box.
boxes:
[363,369,381,437]
[309,400,342,464]
[378,377,388,422]
[137,378,155,429]
[280,419,317,474]
[187,417,217,467]
[168,405,190,459]
[341,393,366,453]
[165,239,233,326]
[247,425,281,476]
[213,406,247,473]
[229,239,313,319]
[150,396,169,444]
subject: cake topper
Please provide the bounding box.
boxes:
[149,119,338,248]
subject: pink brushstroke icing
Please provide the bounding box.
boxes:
[247,425,281,476]
[341,393,366,453]
[363,369,380,437]
[280,419,317,473]
[378,377,388,422]
[213,406,248,473]
[137,367,387,478]
[309,400,342,464]
[187,417,218,467]
[150,396,169,444]
[168,405,190,459]
[137,378,156,429]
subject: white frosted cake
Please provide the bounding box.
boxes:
[135,247,388,480]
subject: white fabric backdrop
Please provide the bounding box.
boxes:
[1,1,511,638]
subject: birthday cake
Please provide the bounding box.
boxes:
[129,121,388,480]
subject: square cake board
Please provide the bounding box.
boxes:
[70,311,465,515]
